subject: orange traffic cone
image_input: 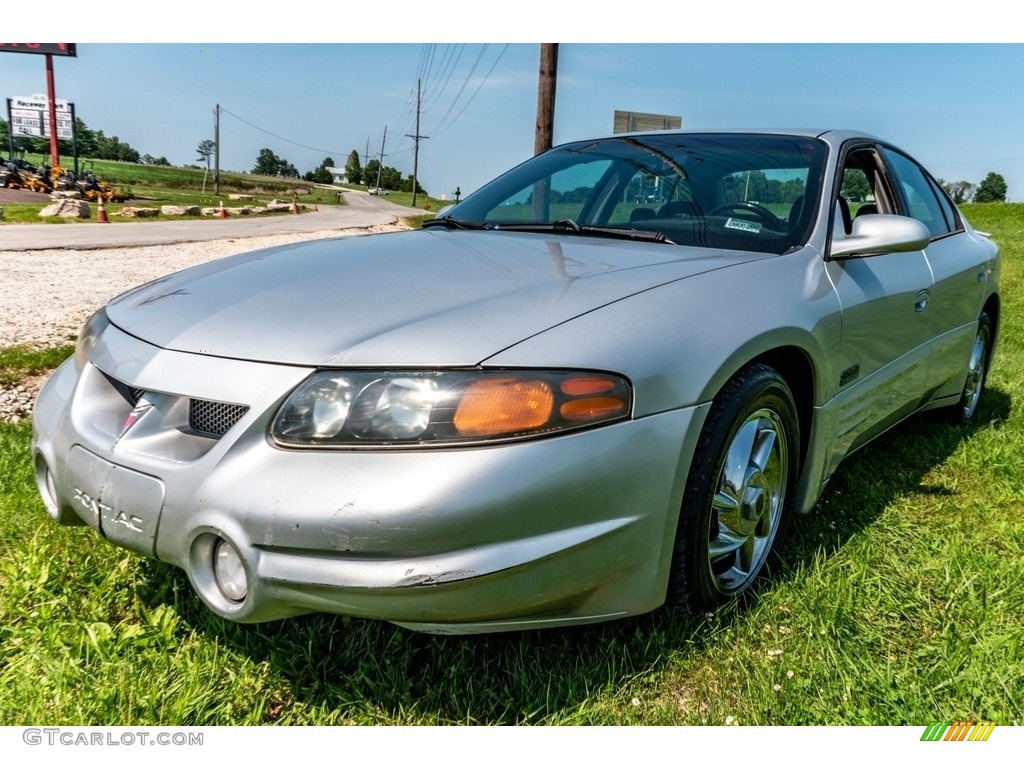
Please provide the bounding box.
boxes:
[218,200,227,219]
[290,193,299,215]
[96,197,110,223]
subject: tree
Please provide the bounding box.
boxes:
[196,139,216,171]
[345,150,362,185]
[252,148,298,177]
[92,131,141,163]
[363,158,380,188]
[303,156,334,184]
[841,169,872,202]
[937,178,976,205]
[252,148,279,175]
[380,165,402,191]
[974,172,1007,203]
[399,173,426,195]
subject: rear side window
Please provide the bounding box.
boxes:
[926,174,961,232]
[881,148,960,238]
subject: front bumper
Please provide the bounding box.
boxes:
[32,325,708,633]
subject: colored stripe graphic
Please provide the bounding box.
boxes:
[921,722,949,741]
[968,722,997,741]
[920,721,996,742]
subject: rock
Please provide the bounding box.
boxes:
[39,199,91,218]
[0,373,49,423]
[50,189,83,200]
[161,205,201,216]
[115,207,160,218]
[228,194,254,201]
[266,200,306,212]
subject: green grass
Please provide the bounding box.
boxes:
[0,204,1022,725]
[0,345,75,387]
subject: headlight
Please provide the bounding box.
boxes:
[271,370,631,448]
[74,307,110,371]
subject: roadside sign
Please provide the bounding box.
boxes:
[8,95,74,139]
[0,43,76,57]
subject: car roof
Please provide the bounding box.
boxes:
[554,128,884,149]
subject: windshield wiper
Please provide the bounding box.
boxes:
[421,217,487,230]
[489,219,675,244]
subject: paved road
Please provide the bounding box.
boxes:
[0,191,424,251]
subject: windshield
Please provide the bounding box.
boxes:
[445,133,827,255]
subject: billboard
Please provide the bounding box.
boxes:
[613,110,682,134]
[0,43,76,57]
[8,95,74,140]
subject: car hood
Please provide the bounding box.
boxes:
[106,229,766,366]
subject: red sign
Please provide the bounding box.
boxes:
[0,43,76,57]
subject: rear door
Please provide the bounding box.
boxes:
[878,146,986,402]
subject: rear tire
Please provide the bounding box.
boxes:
[948,311,992,427]
[669,364,799,611]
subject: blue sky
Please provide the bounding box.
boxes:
[6,6,1024,200]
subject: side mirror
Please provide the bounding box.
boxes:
[436,204,455,218]
[830,213,930,259]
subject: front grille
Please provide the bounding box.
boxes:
[104,372,145,405]
[189,399,249,437]
[103,372,249,439]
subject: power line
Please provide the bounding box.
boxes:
[219,105,347,159]
[427,44,489,134]
[429,44,510,138]
[423,44,464,111]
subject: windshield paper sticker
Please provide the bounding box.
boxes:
[724,218,762,233]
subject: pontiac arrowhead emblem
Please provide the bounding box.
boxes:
[119,399,153,438]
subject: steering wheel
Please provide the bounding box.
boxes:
[708,202,782,229]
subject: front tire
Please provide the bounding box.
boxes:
[670,364,799,611]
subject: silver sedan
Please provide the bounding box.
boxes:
[32,130,1000,633]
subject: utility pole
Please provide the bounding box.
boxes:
[406,78,429,208]
[375,126,387,192]
[214,103,220,196]
[534,43,558,156]
[533,43,558,220]
[45,54,60,166]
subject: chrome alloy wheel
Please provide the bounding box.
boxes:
[961,323,989,421]
[708,407,789,594]
[670,363,798,611]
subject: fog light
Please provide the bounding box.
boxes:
[213,538,247,602]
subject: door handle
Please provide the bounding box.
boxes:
[914,289,930,313]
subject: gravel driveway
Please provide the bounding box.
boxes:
[1,223,407,421]
[1,225,408,348]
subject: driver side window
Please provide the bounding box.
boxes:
[837,148,893,235]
